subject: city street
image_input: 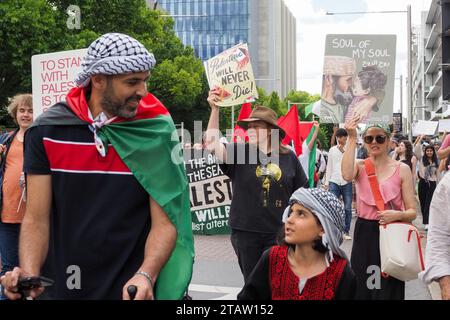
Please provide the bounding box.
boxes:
[189,211,434,300]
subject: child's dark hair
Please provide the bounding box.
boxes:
[277,207,328,254]
[358,66,387,93]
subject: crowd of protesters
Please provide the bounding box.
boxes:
[1,32,450,301]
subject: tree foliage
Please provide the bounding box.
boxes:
[0,0,207,130]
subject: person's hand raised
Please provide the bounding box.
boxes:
[207,88,221,111]
[344,114,360,139]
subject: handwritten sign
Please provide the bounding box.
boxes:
[32,49,87,119]
[321,35,396,124]
[185,151,232,235]
[413,120,439,136]
[204,43,258,107]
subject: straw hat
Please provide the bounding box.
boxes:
[323,56,356,76]
[237,105,286,139]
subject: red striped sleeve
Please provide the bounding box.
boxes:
[43,138,132,175]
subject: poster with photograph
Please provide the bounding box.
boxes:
[393,112,403,132]
[204,43,258,107]
[321,35,396,124]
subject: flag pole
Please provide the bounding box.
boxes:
[231,105,235,141]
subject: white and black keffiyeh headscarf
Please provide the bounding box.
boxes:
[75,33,156,87]
[282,187,348,263]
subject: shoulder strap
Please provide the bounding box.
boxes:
[0,130,15,144]
[364,158,385,211]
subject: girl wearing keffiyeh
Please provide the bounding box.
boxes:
[238,188,356,300]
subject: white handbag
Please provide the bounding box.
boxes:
[379,222,425,281]
[365,159,425,282]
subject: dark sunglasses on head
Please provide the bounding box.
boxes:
[363,135,387,144]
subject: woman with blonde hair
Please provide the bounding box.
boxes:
[0,94,33,299]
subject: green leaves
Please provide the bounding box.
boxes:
[0,0,206,131]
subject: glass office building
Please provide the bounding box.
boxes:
[151,0,296,99]
[158,0,250,60]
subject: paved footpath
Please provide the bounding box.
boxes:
[189,209,434,300]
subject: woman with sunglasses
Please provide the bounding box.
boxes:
[341,115,417,300]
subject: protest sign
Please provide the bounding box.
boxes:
[413,120,439,136]
[32,49,87,119]
[204,43,258,107]
[438,119,450,132]
[393,113,403,132]
[185,151,232,235]
[321,34,396,124]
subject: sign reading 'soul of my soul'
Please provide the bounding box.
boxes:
[320,34,396,124]
[204,43,258,107]
[32,49,87,120]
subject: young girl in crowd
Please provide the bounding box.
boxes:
[238,188,356,300]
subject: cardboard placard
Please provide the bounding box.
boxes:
[204,43,258,107]
[320,35,396,124]
[438,119,450,132]
[413,120,439,136]
[185,151,231,235]
[32,49,87,119]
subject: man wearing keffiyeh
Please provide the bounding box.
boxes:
[0,33,194,300]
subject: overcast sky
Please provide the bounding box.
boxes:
[284,0,432,113]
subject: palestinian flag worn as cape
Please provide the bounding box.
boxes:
[36,87,194,300]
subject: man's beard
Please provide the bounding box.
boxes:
[101,85,142,119]
[334,87,353,109]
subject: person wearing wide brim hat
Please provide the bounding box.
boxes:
[237,105,286,139]
[205,90,309,283]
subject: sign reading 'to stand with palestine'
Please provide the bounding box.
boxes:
[204,43,258,107]
[32,49,87,119]
[185,151,232,235]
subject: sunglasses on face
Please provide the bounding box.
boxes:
[363,135,387,144]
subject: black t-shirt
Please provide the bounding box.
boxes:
[219,143,308,234]
[23,124,151,299]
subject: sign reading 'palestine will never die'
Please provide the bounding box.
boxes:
[185,151,232,235]
[204,43,258,107]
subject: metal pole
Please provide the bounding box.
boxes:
[407,5,412,140]
[231,105,235,139]
[181,122,184,145]
[400,75,403,114]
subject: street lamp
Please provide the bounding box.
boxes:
[325,6,413,140]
